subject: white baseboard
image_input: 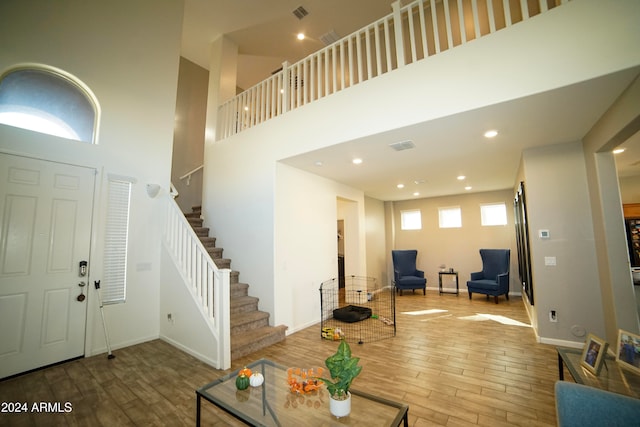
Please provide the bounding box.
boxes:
[86,334,160,357]
[159,335,220,369]
[538,336,582,349]
[286,320,319,335]
[426,285,523,298]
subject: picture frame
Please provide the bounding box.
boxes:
[615,329,640,375]
[580,333,608,375]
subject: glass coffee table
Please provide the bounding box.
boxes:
[196,359,409,426]
[557,347,640,397]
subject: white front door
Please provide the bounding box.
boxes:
[0,153,95,379]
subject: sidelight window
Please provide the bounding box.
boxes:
[102,176,133,304]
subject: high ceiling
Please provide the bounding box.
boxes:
[181,0,402,89]
[181,0,640,201]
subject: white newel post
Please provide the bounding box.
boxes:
[391,1,405,68]
[281,61,290,114]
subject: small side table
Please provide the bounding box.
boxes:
[556,347,640,397]
[438,271,459,295]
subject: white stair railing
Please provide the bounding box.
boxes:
[217,0,569,139]
[163,195,231,369]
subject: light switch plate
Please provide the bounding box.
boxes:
[544,256,556,266]
[539,229,550,239]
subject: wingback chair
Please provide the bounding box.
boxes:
[467,249,510,303]
[392,250,427,295]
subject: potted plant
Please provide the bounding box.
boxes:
[318,340,362,417]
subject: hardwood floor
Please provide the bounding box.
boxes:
[0,291,563,426]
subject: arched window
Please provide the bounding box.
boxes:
[0,66,99,143]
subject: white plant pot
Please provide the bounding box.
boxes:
[329,392,351,418]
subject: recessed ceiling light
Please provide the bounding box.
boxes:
[314,161,323,167]
[465,186,472,191]
[414,179,426,185]
[352,158,362,165]
[613,148,625,154]
[484,130,498,138]
[397,184,404,189]
[297,33,305,40]
[457,175,466,180]
[413,192,420,196]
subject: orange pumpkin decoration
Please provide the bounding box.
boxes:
[239,367,252,377]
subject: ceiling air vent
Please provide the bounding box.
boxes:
[320,29,340,46]
[292,6,309,20]
[389,140,415,151]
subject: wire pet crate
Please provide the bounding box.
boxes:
[319,276,396,344]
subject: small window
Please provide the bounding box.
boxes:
[401,210,422,230]
[0,66,98,143]
[102,176,133,304]
[439,206,461,228]
[481,203,507,226]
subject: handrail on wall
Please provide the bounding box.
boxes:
[179,164,204,186]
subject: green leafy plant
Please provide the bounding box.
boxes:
[318,340,362,400]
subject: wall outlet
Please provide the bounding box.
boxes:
[549,310,557,322]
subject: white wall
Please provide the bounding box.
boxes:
[0,0,184,355]
[172,57,208,213]
[365,196,387,287]
[274,164,366,332]
[159,245,218,365]
[522,141,605,345]
[337,198,363,279]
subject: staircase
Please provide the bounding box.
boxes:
[184,206,288,361]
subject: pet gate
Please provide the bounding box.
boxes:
[319,276,396,344]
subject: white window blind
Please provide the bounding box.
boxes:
[481,203,507,226]
[438,206,462,228]
[401,209,422,230]
[102,178,132,304]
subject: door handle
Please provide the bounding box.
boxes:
[77,281,86,302]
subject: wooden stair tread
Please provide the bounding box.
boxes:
[230,295,258,307]
[199,237,216,246]
[232,325,287,345]
[206,247,223,254]
[213,258,231,267]
[230,310,269,327]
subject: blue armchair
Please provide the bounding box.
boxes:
[467,249,510,303]
[555,381,640,427]
[392,250,426,295]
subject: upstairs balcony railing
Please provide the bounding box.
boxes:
[216,0,569,140]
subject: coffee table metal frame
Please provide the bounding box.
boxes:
[196,358,409,426]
